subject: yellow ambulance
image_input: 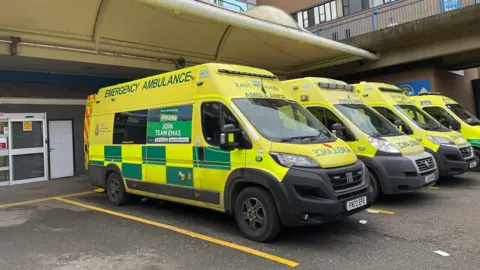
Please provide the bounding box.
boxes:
[410,93,480,165]
[355,82,475,177]
[84,63,373,242]
[282,78,438,201]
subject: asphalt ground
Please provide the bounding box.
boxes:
[1,174,480,269]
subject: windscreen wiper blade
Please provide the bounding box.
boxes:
[281,136,317,142]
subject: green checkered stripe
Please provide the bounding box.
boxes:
[90,145,231,188]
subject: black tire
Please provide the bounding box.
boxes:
[234,187,281,242]
[106,172,134,206]
[369,170,381,202]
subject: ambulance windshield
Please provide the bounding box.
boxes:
[446,104,480,125]
[335,104,403,137]
[395,105,448,131]
[233,98,334,143]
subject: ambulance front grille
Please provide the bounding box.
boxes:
[329,169,363,191]
[415,157,436,173]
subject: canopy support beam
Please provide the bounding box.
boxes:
[215,25,233,62]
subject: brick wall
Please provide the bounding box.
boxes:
[433,68,479,113]
[342,67,479,113]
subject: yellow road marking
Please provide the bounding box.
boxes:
[366,208,395,215]
[56,197,299,268]
[429,186,440,190]
[94,188,105,193]
[0,191,94,209]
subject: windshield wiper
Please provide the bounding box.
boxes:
[281,135,317,142]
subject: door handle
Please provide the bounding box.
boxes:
[198,146,205,161]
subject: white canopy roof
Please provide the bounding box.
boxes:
[0,0,377,76]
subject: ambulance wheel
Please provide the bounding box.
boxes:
[369,170,381,202]
[106,172,133,206]
[234,186,281,242]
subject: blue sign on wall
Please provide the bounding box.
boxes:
[395,80,431,96]
[443,0,460,12]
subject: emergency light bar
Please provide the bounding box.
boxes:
[217,69,277,79]
[379,87,402,93]
[318,82,355,91]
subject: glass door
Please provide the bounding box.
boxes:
[0,120,8,186]
[8,119,48,185]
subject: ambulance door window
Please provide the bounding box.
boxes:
[423,107,454,127]
[373,107,398,124]
[307,107,342,130]
[307,107,327,126]
[308,107,354,141]
[374,106,413,135]
[201,102,240,147]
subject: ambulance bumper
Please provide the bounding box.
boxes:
[359,152,438,195]
[426,145,473,176]
[278,160,373,227]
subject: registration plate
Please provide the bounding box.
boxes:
[469,161,477,169]
[425,174,435,183]
[346,196,367,211]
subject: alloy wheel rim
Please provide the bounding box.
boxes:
[241,197,266,231]
[110,178,120,200]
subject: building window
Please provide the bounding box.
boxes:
[345,28,351,38]
[331,3,337,20]
[296,12,303,27]
[293,0,338,28]
[313,7,320,25]
[303,10,309,28]
[320,5,326,22]
[370,0,384,7]
[325,2,331,21]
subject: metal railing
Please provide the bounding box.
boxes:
[315,0,480,41]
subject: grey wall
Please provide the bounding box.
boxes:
[0,81,99,177]
[1,104,86,177]
[0,81,95,98]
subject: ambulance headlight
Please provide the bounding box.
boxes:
[368,137,400,153]
[426,136,453,145]
[270,152,319,168]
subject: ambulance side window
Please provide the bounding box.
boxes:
[373,107,398,124]
[113,109,148,144]
[307,107,343,131]
[201,102,240,147]
[423,107,452,127]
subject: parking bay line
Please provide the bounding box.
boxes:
[429,186,440,190]
[366,208,395,215]
[56,197,299,268]
[0,190,95,209]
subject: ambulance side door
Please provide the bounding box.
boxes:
[193,99,247,209]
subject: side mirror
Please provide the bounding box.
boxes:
[394,119,412,135]
[449,118,461,131]
[394,119,404,127]
[220,124,241,151]
[332,123,351,141]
